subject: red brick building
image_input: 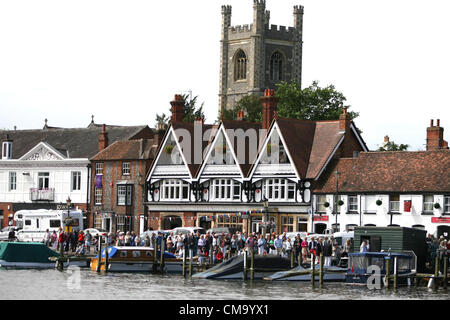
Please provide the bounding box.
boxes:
[89,128,161,234]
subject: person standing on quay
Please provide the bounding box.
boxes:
[323,238,333,267]
[257,234,266,255]
[274,235,283,256]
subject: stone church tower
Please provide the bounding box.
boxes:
[219,0,304,114]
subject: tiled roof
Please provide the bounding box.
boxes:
[313,150,450,193]
[0,125,152,159]
[222,120,262,176]
[91,139,156,161]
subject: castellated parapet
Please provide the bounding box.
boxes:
[219,1,304,115]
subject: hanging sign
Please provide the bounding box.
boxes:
[313,215,329,222]
[432,217,450,224]
[404,200,412,212]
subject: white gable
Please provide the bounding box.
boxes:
[249,122,298,180]
[197,124,243,179]
[147,126,191,181]
[19,142,66,161]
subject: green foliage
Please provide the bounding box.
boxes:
[378,141,409,152]
[221,80,359,123]
[155,93,205,127]
[221,95,262,123]
[276,80,359,121]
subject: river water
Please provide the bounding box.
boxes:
[0,268,449,300]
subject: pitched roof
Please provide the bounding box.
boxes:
[313,150,450,193]
[91,139,157,161]
[222,120,262,177]
[169,122,217,177]
[0,125,152,159]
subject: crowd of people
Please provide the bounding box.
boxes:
[41,228,449,272]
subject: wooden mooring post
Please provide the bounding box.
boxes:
[385,258,390,290]
[393,256,398,291]
[96,235,103,273]
[57,239,65,271]
[290,250,295,269]
[160,238,165,274]
[311,253,316,288]
[152,237,158,273]
[243,250,248,281]
[319,254,324,287]
[182,246,187,277]
[434,255,440,290]
[104,237,109,273]
[443,256,448,290]
[189,248,193,277]
[250,249,255,281]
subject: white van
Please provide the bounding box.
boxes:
[14,209,84,242]
[171,227,206,236]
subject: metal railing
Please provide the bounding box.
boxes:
[30,188,55,201]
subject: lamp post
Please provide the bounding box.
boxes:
[65,197,72,233]
[334,170,340,233]
[262,197,269,237]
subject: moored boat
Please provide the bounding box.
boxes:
[264,264,347,282]
[90,246,193,273]
[0,242,59,269]
[193,254,292,280]
[346,252,416,286]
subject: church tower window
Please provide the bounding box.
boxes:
[270,52,283,82]
[234,50,247,81]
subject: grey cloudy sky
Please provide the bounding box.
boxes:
[0,0,449,151]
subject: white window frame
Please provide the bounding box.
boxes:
[263,179,296,202]
[71,171,81,191]
[122,162,131,176]
[210,179,241,201]
[316,195,327,213]
[445,196,450,214]
[94,187,103,205]
[348,195,358,212]
[38,172,50,190]
[423,195,434,213]
[160,179,190,201]
[95,163,104,176]
[390,194,400,213]
[9,172,17,191]
[117,185,133,206]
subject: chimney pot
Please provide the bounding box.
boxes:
[261,88,279,130]
[430,119,434,127]
[170,94,185,123]
[437,119,440,127]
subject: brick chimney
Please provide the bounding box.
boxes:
[261,89,279,130]
[170,94,185,123]
[427,119,448,150]
[237,110,245,121]
[339,107,351,132]
[153,122,166,147]
[98,124,109,152]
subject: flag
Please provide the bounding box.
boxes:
[96,175,102,188]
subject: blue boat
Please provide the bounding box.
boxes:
[346,252,416,286]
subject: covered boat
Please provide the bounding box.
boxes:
[264,264,347,282]
[0,242,60,269]
[346,252,416,286]
[193,254,291,280]
[90,246,191,273]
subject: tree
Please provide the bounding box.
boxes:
[378,141,409,151]
[221,95,262,123]
[276,80,359,121]
[155,93,205,127]
[221,80,359,123]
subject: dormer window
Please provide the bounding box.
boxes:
[2,141,12,160]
